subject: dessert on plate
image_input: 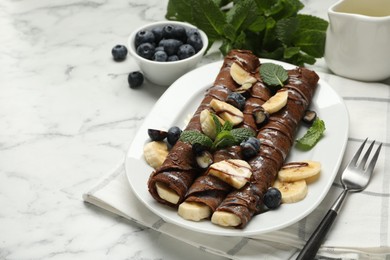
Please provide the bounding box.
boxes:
[147,49,319,228]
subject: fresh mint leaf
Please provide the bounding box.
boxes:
[180,130,213,148]
[247,16,267,32]
[221,120,233,132]
[226,0,258,32]
[297,14,329,32]
[271,0,304,20]
[283,46,301,59]
[192,0,226,40]
[165,0,328,66]
[166,0,194,22]
[230,128,256,143]
[211,113,222,134]
[212,130,236,149]
[296,117,326,150]
[260,63,288,87]
[275,17,298,45]
[294,14,328,58]
[223,23,237,42]
[294,30,326,58]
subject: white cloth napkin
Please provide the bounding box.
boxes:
[83,73,390,259]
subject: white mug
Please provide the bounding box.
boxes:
[324,0,390,81]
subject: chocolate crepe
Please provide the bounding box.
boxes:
[183,67,273,212]
[148,50,262,207]
[214,67,319,228]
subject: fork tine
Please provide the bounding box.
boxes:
[357,140,375,171]
[348,138,368,167]
[365,142,382,174]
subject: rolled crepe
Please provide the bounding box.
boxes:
[213,67,320,228]
[183,70,273,213]
[148,50,261,207]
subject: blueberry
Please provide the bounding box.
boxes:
[177,44,196,60]
[263,187,282,209]
[152,26,164,43]
[186,28,201,38]
[253,107,270,126]
[172,25,187,42]
[153,50,168,62]
[162,25,175,39]
[302,110,317,125]
[136,42,155,60]
[192,143,208,156]
[226,92,246,111]
[111,45,128,61]
[167,126,182,146]
[187,34,203,52]
[167,55,179,62]
[128,71,144,89]
[240,137,261,159]
[135,30,155,48]
[246,137,261,150]
[148,129,168,141]
[159,39,183,56]
[196,150,213,169]
[155,46,164,52]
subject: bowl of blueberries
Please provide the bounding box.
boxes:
[128,21,208,86]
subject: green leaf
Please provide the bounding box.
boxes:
[211,113,222,134]
[230,128,256,143]
[165,0,328,66]
[219,40,233,56]
[297,14,328,32]
[222,23,236,42]
[283,46,301,59]
[247,16,267,32]
[226,0,258,32]
[212,130,236,149]
[296,118,326,150]
[192,0,227,40]
[294,30,326,58]
[166,0,194,21]
[293,14,328,58]
[221,120,233,132]
[275,17,298,45]
[180,130,213,148]
[260,63,288,87]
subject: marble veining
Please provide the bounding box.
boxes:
[0,0,354,259]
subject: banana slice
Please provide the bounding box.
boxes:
[178,201,211,221]
[278,160,321,182]
[211,211,241,227]
[262,90,288,114]
[155,182,180,204]
[210,99,244,126]
[143,141,169,169]
[208,159,252,189]
[199,109,224,139]
[230,62,257,87]
[273,179,308,203]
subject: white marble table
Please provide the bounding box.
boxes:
[3,0,386,259]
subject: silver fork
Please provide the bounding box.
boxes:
[296,138,383,260]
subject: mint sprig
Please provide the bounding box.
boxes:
[180,124,255,150]
[166,0,328,66]
[179,130,213,147]
[260,63,288,87]
[296,117,326,150]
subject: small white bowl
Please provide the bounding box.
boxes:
[128,21,208,86]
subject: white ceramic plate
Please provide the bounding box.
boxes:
[125,59,349,236]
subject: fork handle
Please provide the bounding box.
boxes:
[296,190,348,260]
[295,209,337,259]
